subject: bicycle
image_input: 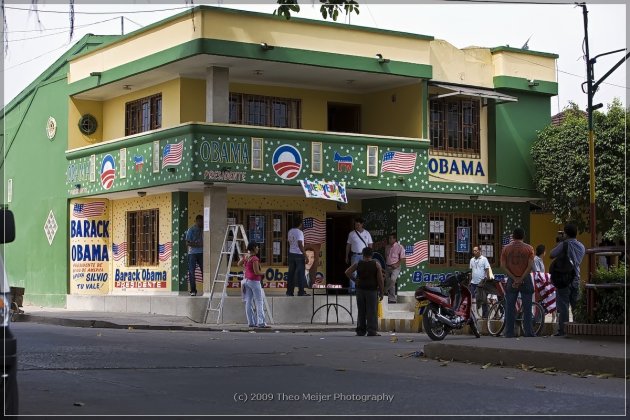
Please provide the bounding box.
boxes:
[484,279,545,337]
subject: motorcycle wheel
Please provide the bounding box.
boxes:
[486,301,505,337]
[422,304,449,341]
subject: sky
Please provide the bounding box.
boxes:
[1,0,627,116]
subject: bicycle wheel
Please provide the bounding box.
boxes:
[10,301,19,322]
[517,301,545,336]
[486,301,505,337]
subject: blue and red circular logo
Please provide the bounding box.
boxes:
[272,145,302,180]
[100,154,116,190]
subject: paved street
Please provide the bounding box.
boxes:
[15,323,626,416]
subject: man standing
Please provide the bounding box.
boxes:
[287,219,309,296]
[469,246,491,318]
[345,247,384,337]
[500,227,535,338]
[345,217,373,294]
[384,232,405,304]
[550,223,585,337]
[185,215,203,296]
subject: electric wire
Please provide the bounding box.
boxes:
[3,5,194,15]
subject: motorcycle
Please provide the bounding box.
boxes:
[415,270,481,341]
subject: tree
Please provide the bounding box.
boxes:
[531,99,627,240]
[274,0,359,21]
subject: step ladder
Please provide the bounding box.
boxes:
[203,224,273,325]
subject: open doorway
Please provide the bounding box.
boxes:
[328,102,361,133]
[326,213,357,292]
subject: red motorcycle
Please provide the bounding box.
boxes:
[415,271,481,341]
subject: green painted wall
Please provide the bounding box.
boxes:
[494,92,551,193]
[171,192,188,292]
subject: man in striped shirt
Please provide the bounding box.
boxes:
[384,232,405,304]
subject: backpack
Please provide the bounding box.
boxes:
[549,241,575,289]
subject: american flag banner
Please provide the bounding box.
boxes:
[405,240,429,267]
[162,141,184,168]
[112,242,127,261]
[186,266,203,284]
[72,201,106,218]
[381,151,417,175]
[303,217,326,244]
[533,272,556,313]
[502,233,514,247]
[158,242,172,261]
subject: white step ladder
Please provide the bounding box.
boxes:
[203,224,273,325]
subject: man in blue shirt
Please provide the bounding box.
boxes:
[186,215,204,296]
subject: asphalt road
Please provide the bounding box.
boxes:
[14,323,626,416]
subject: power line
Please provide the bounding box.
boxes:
[1,16,119,33]
[4,5,193,15]
[1,43,70,72]
[6,17,120,42]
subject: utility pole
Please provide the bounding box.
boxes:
[578,3,629,274]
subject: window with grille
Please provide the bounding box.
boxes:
[126,209,159,266]
[229,93,301,128]
[429,97,480,156]
[228,209,302,265]
[429,212,500,266]
[125,94,162,136]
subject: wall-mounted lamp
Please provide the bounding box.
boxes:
[397,176,405,183]
[137,191,147,197]
[375,53,390,64]
[470,195,479,201]
[528,79,540,87]
[123,85,132,90]
[90,72,102,77]
[166,167,176,173]
[75,183,81,190]
[260,42,274,51]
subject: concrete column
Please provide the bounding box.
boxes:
[205,66,229,123]
[203,185,228,294]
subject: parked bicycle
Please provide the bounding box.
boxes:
[480,278,545,337]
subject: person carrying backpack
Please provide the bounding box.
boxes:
[549,223,585,337]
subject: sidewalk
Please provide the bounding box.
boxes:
[16,305,627,378]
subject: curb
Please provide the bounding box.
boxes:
[423,341,626,378]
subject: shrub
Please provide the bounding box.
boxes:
[573,265,627,324]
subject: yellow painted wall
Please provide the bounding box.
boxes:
[429,40,494,87]
[68,98,103,148]
[180,78,206,123]
[530,212,590,281]
[493,52,556,82]
[111,193,174,294]
[102,79,181,141]
[362,83,423,138]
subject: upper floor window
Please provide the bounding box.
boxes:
[125,94,162,136]
[229,93,301,129]
[429,97,480,157]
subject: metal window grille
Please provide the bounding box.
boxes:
[429,212,500,267]
[429,97,480,157]
[229,93,301,129]
[126,209,159,266]
[228,209,303,265]
[125,94,162,136]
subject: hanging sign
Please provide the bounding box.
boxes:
[300,179,347,203]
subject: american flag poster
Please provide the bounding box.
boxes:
[381,151,417,175]
[405,240,429,267]
[162,141,183,168]
[112,242,127,261]
[303,217,325,244]
[502,233,514,247]
[72,201,106,218]
[533,272,556,313]
[159,242,172,261]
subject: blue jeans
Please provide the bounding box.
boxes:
[505,276,535,337]
[356,289,378,335]
[287,253,306,295]
[187,253,202,293]
[556,283,579,335]
[349,253,363,292]
[243,279,266,327]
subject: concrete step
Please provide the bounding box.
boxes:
[383,310,415,320]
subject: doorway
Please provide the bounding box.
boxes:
[328,102,361,133]
[326,213,357,292]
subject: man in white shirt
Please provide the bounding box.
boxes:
[469,246,491,318]
[287,219,309,296]
[345,217,373,294]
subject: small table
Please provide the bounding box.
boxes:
[311,285,354,324]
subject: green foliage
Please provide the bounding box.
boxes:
[274,0,359,21]
[573,265,627,324]
[531,100,627,240]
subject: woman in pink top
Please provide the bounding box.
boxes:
[238,242,269,328]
